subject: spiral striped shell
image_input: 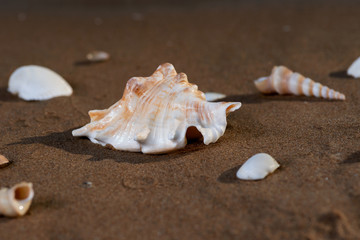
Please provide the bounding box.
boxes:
[254,66,345,100]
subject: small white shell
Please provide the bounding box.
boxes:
[236,153,280,180]
[8,65,73,101]
[204,92,226,101]
[86,51,110,62]
[0,182,34,217]
[347,57,360,78]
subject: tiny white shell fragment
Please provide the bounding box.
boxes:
[347,57,360,78]
[0,182,34,217]
[204,92,226,101]
[86,51,110,62]
[236,153,280,180]
[8,65,73,101]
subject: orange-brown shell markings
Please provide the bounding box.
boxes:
[72,63,241,154]
[254,66,345,100]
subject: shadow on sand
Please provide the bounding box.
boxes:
[217,165,241,184]
[0,87,21,102]
[329,70,353,79]
[9,129,205,164]
[342,151,360,164]
[73,60,107,66]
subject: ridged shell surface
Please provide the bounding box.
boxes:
[254,66,345,100]
[72,63,241,154]
[8,65,73,101]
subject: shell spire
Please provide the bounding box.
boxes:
[72,63,241,154]
[254,66,345,100]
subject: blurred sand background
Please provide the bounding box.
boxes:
[0,0,360,239]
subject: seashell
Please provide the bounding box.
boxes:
[254,66,345,100]
[204,92,226,101]
[347,57,360,78]
[0,182,34,217]
[0,155,10,168]
[73,63,241,154]
[82,181,92,188]
[86,51,110,62]
[236,153,280,180]
[8,65,73,101]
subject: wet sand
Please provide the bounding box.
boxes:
[0,1,360,239]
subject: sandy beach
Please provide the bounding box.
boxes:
[0,0,360,239]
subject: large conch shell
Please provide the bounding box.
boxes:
[254,66,345,100]
[0,182,34,217]
[73,63,241,154]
